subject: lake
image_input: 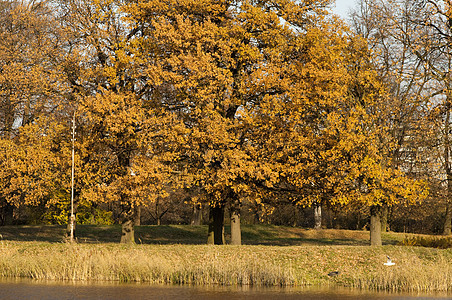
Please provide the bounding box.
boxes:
[0,279,450,299]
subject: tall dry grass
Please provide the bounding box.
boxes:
[0,241,451,292]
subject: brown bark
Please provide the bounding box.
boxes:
[254,206,260,224]
[121,218,135,244]
[156,199,161,225]
[191,203,202,226]
[207,205,225,245]
[370,205,382,246]
[230,199,241,245]
[117,149,135,243]
[207,222,214,244]
[120,202,135,244]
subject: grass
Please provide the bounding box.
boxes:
[400,235,452,249]
[0,224,408,245]
[0,225,451,293]
[0,241,451,292]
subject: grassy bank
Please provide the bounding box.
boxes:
[0,225,450,292]
[0,241,451,292]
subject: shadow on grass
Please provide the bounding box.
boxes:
[135,225,208,245]
[0,224,398,246]
[0,225,209,244]
[242,237,371,246]
[0,225,67,243]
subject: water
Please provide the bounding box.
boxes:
[0,279,449,300]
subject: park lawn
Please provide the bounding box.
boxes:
[0,224,414,245]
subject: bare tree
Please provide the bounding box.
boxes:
[352,0,452,235]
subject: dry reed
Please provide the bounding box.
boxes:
[0,241,451,293]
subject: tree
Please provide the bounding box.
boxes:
[0,0,71,225]
[123,0,335,244]
[0,119,72,224]
[248,14,428,245]
[52,0,185,243]
[351,0,452,236]
[0,0,64,138]
[0,0,429,247]
[75,89,182,243]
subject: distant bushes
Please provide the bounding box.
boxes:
[400,236,452,249]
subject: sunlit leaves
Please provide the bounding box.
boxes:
[0,0,429,228]
[0,119,71,207]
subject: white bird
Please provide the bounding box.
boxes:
[384,255,395,266]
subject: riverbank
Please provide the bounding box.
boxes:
[0,241,451,293]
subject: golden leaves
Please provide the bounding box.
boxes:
[0,0,429,220]
[0,120,70,207]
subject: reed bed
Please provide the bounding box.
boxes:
[0,241,451,293]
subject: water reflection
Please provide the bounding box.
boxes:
[0,278,449,300]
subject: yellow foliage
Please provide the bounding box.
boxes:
[0,119,71,207]
[0,0,428,226]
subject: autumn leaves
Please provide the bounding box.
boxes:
[0,0,427,244]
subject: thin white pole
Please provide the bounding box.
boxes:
[70,112,76,242]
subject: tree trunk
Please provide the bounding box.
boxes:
[117,151,134,243]
[66,213,76,242]
[230,199,241,245]
[443,89,452,235]
[121,218,135,244]
[155,198,160,225]
[370,205,382,246]
[314,203,322,230]
[254,206,260,224]
[191,203,202,226]
[207,205,225,245]
[207,221,214,244]
[292,205,300,227]
[120,204,135,244]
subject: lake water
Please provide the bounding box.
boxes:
[0,279,450,300]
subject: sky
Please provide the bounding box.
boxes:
[332,0,357,19]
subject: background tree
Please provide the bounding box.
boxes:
[0,0,72,225]
[0,119,72,224]
[351,0,452,236]
[77,91,177,243]
[0,0,64,137]
[249,14,428,245]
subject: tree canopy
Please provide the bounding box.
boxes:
[0,0,431,245]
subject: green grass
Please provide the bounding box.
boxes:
[0,224,409,245]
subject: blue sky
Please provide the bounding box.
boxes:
[332,0,357,18]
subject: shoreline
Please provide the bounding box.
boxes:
[0,241,451,293]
